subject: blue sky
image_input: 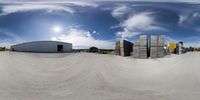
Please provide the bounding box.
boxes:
[0,0,200,48]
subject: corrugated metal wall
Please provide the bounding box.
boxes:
[11,41,72,53]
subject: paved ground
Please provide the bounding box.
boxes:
[0,52,200,100]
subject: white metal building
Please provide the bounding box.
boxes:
[11,41,72,53]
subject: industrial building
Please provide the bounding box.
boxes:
[11,41,72,53]
[115,40,133,56]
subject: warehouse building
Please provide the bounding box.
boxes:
[11,41,72,53]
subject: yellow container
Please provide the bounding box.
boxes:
[167,43,176,51]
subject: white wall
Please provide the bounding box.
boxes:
[11,41,72,53]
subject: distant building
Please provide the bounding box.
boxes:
[89,47,98,53]
[11,41,72,53]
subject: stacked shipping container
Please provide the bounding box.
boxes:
[150,35,165,58]
[139,35,148,59]
[132,35,148,59]
[116,35,166,59]
[150,35,158,58]
[115,40,133,56]
[133,41,140,58]
[158,36,165,57]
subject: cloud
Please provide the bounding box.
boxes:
[116,28,141,39]
[0,29,23,48]
[0,28,22,42]
[1,0,200,5]
[178,15,187,25]
[92,31,97,34]
[0,0,98,7]
[0,4,76,16]
[111,5,130,18]
[51,27,114,49]
[0,1,99,16]
[0,29,17,38]
[144,0,200,3]
[122,12,164,31]
[100,0,200,3]
[164,36,179,43]
[181,36,200,47]
[64,1,98,7]
[184,41,200,47]
[0,42,13,48]
[116,12,166,38]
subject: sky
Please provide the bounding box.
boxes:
[0,0,200,49]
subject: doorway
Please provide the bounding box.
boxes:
[57,45,63,52]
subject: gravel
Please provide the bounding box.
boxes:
[0,52,200,100]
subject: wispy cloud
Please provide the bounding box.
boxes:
[0,1,98,16]
[0,4,75,16]
[51,26,114,49]
[92,0,200,3]
[115,12,166,38]
[0,0,98,7]
[0,28,23,48]
[111,5,131,18]
[122,12,164,31]
[165,36,179,43]
[0,42,14,48]
[181,36,200,47]
[184,41,200,47]
[0,28,21,41]
[178,15,187,25]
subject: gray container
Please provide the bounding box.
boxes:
[139,35,148,46]
[157,46,164,57]
[150,47,158,58]
[150,35,158,46]
[158,36,165,46]
[121,40,133,56]
[139,48,147,57]
[140,55,148,59]
[133,44,140,58]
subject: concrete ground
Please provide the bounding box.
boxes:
[0,52,200,100]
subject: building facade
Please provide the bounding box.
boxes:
[11,41,72,53]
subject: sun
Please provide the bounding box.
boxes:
[53,26,62,33]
